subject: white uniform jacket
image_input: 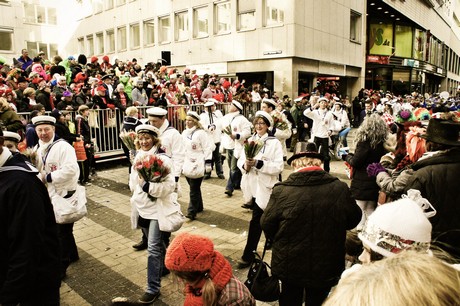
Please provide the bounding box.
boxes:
[331,109,350,133]
[181,127,214,177]
[129,148,175,227]
[270,110,292,157]
[221,112,252,158]
[35,138,79,197]
[159,119,185,178]
[237,133,284,210]
[304,107,334,139]
[199,110,223,144]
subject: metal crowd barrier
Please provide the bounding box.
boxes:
[18,102,260,163]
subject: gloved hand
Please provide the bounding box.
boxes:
[367,163,386,177]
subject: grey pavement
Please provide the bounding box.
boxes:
[60,132,355,306]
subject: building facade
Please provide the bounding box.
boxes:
[3,0,460,98]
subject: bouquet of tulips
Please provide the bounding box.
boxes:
[272,112,289,130]
[119,130,137,150]
[222,125,232,135]
[134,153,171,201]
[244,140,264,160]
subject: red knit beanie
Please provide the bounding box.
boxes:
[91,56,98,63]
[165,233,214,272]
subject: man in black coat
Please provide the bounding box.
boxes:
[0,130,61,305]
[261,142,361,306]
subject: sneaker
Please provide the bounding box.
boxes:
[132,240,147,251]
[218,174,226,179]
[224,189,233,197]
[236,259,251,269]
[241,201,254,209]
[139,292,160,304]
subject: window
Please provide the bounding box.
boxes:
[106,29,115,52]
[49,43,58,57]
[215,1,231,34]
[130,23,140,49]
[395,25,412,58]
[38,42,47,55]
[159,16,171,43]
[143,19,155,46]
[117,26,127,51]
[77,37,84,54]
[26,41,38,56]
[24,3,57,25]
[24,3,35,23]
[93,0,103,14]
[193,6,208,38]
[264,0,284,26]
[0,28,13,51]
[175,11,189,41]
[116,0,126,6]
[87,35,94,55]
[350,10,361,42]
[96,32,104,55]
[238,0,255,31]
[48,7,57,25]
[106,0,114,10]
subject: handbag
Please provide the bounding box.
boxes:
[182,157,205,178]
[88,110,99,128]
[105,110,117,128]
[50,185,87,224]
[244,241,280,302]
[157,198,185,232]
[73,140,87,161]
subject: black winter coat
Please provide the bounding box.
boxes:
[0,153,60,304]
[261,169,361,288]
[345,140,386,201]
[404,148,460,260]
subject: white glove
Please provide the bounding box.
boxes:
[292,128,297,135]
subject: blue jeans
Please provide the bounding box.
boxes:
[142,219,164,295]
[225,149,242,191]
[338,127,351,147]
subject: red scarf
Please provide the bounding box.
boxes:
[183,251,233,306]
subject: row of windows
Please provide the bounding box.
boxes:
[91,0,135,15]
[77,0,285,55]
[0,27,57,57]
[24,3,57,25]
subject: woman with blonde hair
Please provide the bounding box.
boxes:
[181,111,213,220]
[324,250,460,306]
[342,113,388,229]
[165,233,256,305]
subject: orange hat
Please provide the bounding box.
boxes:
[165,233,214,272]
[102,55,109,63]
[91,56,98,63]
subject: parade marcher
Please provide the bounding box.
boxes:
[0,129,61,306]
[2,131,21,152]
[303,97,334,172]
[221,100,252,197]
[32,115,80,279]
[343,113,388,229]
[165,233,256,306]
[181,111,213,221]
[236,111,284,269]
[261,142,361,306]
[129,124,175,304]
[261,98,292,161]
[199,99,225,179]
[331,100,351,147]
[290,96,307,151]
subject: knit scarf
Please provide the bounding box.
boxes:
[183,251,233,306]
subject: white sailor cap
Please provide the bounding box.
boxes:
[262,98,277,109]
[32,115,56,126]
[146,107,168,117]
[186,111,201,121]
[3,131,21,142]
[204,98,218,107]
[317,97,329,103]
[254,110,274,128]
[135,124,160,137]
[231,100,243,112]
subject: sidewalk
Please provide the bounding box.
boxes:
[60,138,354,305]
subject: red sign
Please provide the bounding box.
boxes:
[367,55,390,64]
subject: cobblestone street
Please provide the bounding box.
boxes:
[59,141,353,306]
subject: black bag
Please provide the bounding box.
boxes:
[244,241,280,302]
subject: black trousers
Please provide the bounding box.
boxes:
[57,223,79,273]
[314,136,330,172]
[280,280,331,306]
[186,177,203,216]
[242,198,264,262]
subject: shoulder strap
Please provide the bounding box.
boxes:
[42,139,65,166]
